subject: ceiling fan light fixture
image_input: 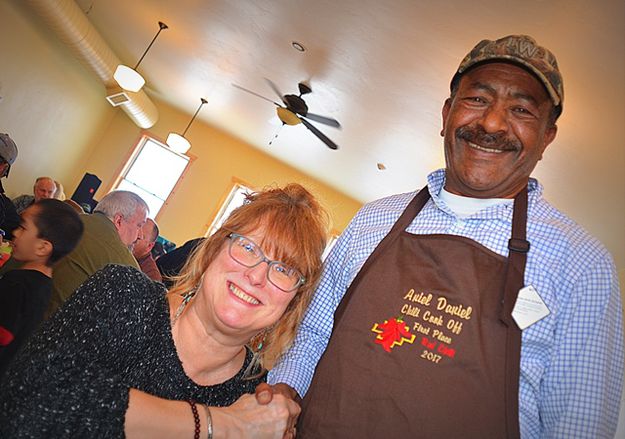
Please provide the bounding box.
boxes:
[232,79,340,150]
[166,132,191,154]
[277,107,301,126]
[113,65,145,92]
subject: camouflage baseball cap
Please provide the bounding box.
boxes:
[0,133,18,165]
[451,35,563,113]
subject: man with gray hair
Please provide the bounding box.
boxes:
[12,177,57,214]
[47,190,148,317]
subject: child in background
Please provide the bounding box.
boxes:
[0,199,84,377]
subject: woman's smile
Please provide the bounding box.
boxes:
[228,281,261,306]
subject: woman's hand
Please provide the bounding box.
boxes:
[211,392,300,439]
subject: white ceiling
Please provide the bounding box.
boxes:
[72,0,624,266]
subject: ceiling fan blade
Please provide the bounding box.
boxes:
[265,78,286,104]
[232,83,281,106]
[304,112,341,128]
[299,117,339,150]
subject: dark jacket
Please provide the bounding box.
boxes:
[0,181,20,240]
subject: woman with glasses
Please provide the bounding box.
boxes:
[0,183,329,439]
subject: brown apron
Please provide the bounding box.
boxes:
[298,187,529,438]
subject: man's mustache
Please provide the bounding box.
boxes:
[456,126,521,151]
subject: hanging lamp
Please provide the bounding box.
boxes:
[167,98,208,154]
[114,21,168,92]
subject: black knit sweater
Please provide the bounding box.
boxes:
[0,265,264,438]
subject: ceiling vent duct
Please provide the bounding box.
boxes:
[25,0,159,129]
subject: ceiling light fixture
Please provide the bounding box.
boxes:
[114,21,168,92]
[167,98,208,154]
[291,41,306,52]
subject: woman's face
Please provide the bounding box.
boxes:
[198,229,298,340]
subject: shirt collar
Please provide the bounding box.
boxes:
[426,169,543,218]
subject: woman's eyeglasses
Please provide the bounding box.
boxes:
[227,233,305,292]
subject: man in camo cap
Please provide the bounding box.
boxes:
[0,134,20,239]
[264,35,622,439]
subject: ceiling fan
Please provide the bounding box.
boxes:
[232,79,341,150]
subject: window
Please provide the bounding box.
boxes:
[206,181,253,236]
[115,135,190,218]
[321,231,340,261]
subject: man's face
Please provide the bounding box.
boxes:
[132,220,156,258]
[115,207,147,248]
[441,62,558,198]
[34,178,56,202]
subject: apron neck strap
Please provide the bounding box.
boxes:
[389,186,431,236]
[501,186,529,439]
[501,186,530,321]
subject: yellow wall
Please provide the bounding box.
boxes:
[0,1,116,198]
[82,97,362,246]
[1,1,362,248]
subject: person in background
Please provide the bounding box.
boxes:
[47,190,147,318]
[157,237,206,288]
[0,199,83,378]
[0,183,328,439]
[151,240,166,260]
[63,198,85,214]
[12,176,57,214]
[0,133,20,240]
[132,218,162,282]
[53,180,66,200]
[263,35,623,438]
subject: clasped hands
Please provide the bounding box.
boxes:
[255,382,301,439]
[209,382,300,439]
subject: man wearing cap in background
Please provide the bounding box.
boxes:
[263,35,623,438]
[0,133,20,240]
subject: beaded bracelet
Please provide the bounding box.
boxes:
[203,404,213,439]
[188,400,200,439]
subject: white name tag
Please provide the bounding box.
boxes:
[512,285,550,330]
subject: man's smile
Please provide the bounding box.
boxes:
[467,141,505,154]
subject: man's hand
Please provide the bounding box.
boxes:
[255,383,301,438]
[255,383,301,404]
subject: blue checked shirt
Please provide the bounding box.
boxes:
[270,169,624,439]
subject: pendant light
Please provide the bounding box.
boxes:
[114,21,168,92]
[167,98,208,154]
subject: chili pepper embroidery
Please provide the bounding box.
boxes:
[371,316,415,352]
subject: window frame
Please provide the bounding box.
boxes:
[322,229,341,261]
[205,178,255,237]
[111,133,193,221]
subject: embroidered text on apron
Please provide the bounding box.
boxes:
[298,186,529,438]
